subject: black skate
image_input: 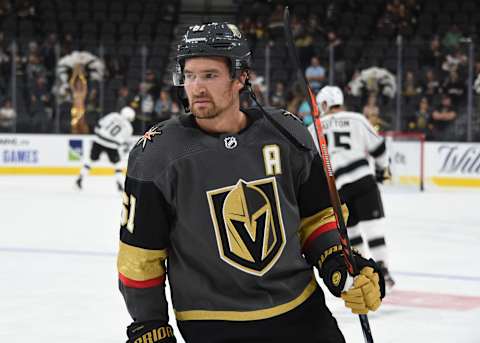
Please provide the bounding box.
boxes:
[75,178,83,190]
[117,181,124,192]
[378,261,395,291]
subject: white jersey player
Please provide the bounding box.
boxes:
[308,86,395,289]
[75,107,135,191]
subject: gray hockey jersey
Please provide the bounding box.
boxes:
[117,108,343,324]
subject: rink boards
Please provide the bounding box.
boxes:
[0,134,133,175]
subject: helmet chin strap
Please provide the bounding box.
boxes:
[176,87,190,113]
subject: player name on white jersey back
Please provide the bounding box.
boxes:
[308,111,387,189]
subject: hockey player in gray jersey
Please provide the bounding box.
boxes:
[75,106,135,191]
[309,85,395,290]
[117,23,385,343]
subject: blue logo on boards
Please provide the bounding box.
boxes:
[68,139,83,161]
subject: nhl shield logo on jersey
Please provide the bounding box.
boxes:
[206,177,286,276]
[224,136,237,149]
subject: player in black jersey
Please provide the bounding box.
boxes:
[117,22,386,343]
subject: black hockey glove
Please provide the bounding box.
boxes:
[375,166,391,184]
[319,248,386,314]
[126,320,176,343]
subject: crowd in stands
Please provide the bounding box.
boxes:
[237,0,480,141]
[0,0,479,141]
[0,0,178,135]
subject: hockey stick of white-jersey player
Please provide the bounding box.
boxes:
[283,7,375,343]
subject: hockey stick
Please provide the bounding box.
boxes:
[282,7,375,343]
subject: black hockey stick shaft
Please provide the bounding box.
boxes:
[282,7,374,343]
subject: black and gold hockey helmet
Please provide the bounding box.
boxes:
[172,22,252,86]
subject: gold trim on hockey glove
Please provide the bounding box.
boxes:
[174,277,318,321]
[299,205,348,247]
[117,241,168,281]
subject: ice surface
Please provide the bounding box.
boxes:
[1,176,478,342]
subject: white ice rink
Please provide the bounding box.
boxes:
[1,175,479,342]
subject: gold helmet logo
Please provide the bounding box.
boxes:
[227,24,242,39]
[207,178,286,276]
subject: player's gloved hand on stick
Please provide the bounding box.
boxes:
[320,248,385,314]
[375,166,391,183]
[341,266,382,314]
[126,320,176,343]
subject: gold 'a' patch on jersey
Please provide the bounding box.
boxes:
[206,177,286,276]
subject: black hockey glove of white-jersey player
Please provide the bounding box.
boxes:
[126,320,176,343]
[320,247,386,314]
[375,166,391,183]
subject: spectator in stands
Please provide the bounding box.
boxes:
[431,94,457,141]
[116,86,132,111]
[305,56,326,93]
[26,52,47,88]
[420,35,443,72]
[13,49,27,78]
[407,96,433,139]
[292,16,313,69]
[0,1,11,17]
[131,82,155,132]
[377,3,396,37]
[238,17,257,44]
[441,48,467,75]
[442,25,462,52]
[327,30,346,86]
[0,43,9,93]
[254,19,266,40]
[144,69,160,98]
[16,0,35,18]
[419,69,442,104]
[107,54,127,80]
[267,4,284,39]
[306,13,323,39]
[154,88,180,122]
[60,33,74,57]
[402,70,421,110]
[442,70,465,107]
[270,81,287,108]
[473,61,480,125]
[0,97,15,132]
[40,33,58,86]
[29,76,52,133]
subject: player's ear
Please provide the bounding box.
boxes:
[234,71,248,92]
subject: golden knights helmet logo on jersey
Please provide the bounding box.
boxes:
[207,177,286,276]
